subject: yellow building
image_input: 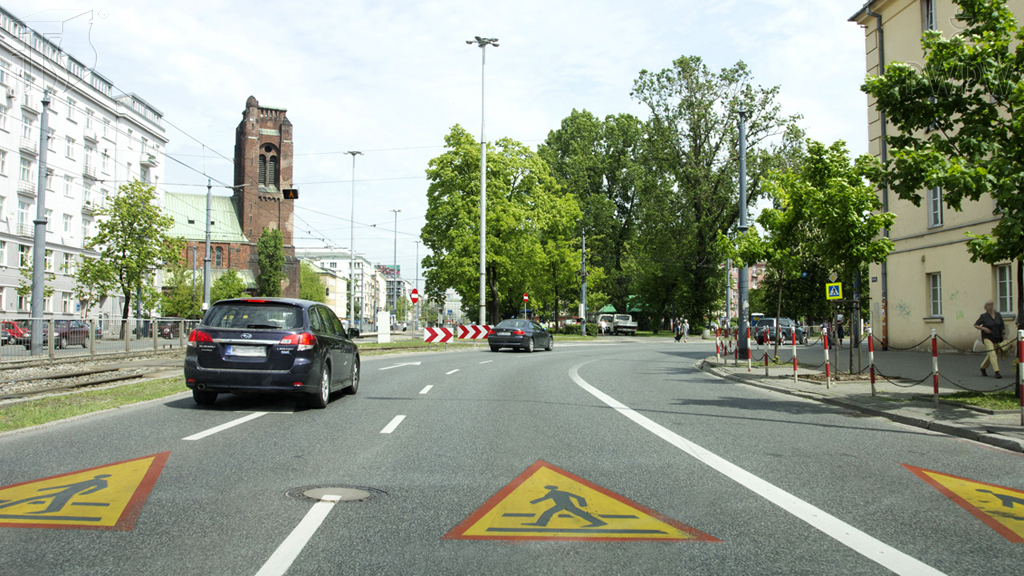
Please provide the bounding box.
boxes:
[850,0,1020,350]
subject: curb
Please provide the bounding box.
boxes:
[697,359,1024,453]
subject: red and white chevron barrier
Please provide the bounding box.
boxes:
[458,325,491,340]
[423,327,454,343]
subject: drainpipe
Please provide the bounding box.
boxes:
[867,6,890,351]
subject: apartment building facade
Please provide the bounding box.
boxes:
[851,0,1020,349]
[294,247,385,327]
[0,7,167,321]
[302,259,348,321]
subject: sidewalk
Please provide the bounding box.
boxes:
[698,343,1024,453]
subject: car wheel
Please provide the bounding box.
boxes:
[193,389,218,406]
[545,337,553,351]
[490,345,500,352]
[526,338,535,353]
[343,359,359,395]
[310,364,331,409]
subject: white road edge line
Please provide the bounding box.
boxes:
[445,369,460,375]
[479,360,493,364]
[380,415,406,434]
[254,494,341,576]
[568,363,948,576]
[419,385,433,395]
[182,412,268,441]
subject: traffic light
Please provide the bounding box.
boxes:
[283,188,299,199]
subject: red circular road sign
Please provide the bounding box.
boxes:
[523,292,529,302]
[411,289,419,304]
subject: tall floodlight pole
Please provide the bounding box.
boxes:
[390,208,401,328]
[30,90,52,355]
[203,179,212,311]
[580,225,587,338]
[467,35,498,325]
[737,102,750,360]
[346,151,363,329]
[413,240,420,332]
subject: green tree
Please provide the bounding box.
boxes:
[862,0,1024,327]
[211,268,248,304]
[75,180,183,334]
[161,264,202,318]
[299,261,327,303]
[16,253,55,303]
[256,228,285,297]
[630,56,801,327]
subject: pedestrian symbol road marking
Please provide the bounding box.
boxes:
[826,282,843,301]
[443,460,719,542]
[0,452,169,531]
[903,464,1024,542]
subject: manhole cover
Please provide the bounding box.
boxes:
[286,485,386,503]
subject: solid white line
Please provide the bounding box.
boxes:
[479,360,493,364]
[182,412,267,441]
[419,385,433,395]
[568,364,948,576]
[253,495,341,576]
[380,415,406,434]
[445,369,460,375]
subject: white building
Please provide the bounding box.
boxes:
[0,7,167,320]
[294,247,385,327]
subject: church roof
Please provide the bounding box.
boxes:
[163,192,249,243]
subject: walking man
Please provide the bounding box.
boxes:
[524,485,606,528]
[975,299,1008,378]
[682,318,690,343]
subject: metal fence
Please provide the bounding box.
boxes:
[0,317,199,363]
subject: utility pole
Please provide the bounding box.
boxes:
[580,225,587,338]
[192,245,198,315]
[390,208,401,329]
[467,36,498,326]
[203,179,212,311]
[737,102,750,361]
[346,151,363,330]
[30,90,52,355]
[413,240,420,332]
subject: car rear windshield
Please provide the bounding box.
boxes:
[615,315,632,321]
[757,319,775,327]
[204,303,304,330]
[496,320,530,329]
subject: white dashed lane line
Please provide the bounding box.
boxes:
[479,360,493,364]
[380,415,406,434]
[446,369,460,375]
[419,385,433,395]
[182,412,268,441]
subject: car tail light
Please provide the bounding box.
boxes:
[187,330,213,347]
[511,330,525,335]
[245,299,266,303]
[487,329,496,336]
[280,332,316,351]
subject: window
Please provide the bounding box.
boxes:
[928,273,942,317]
[0,104,7,131]
[20,158,31,181]
[43,295,51,313]
[0,195,4,219]
[64,175,73,197]
[61,292,72,314]
[45,171,53,190]
[0,149,5,175]
[268,156,278,190]
[45,209,52,232]
[65,137,75,159]
[927,187,943,227]
[85,109,94,129]
[923,0,937,32]
[0,58,8,85]
[18,294,28,311]
[127,129,133,149]
[22,117,33,140]
[215,247,223,267]
[62,213,72,233]
[141,136,148,154]
[62,252,73,274]
[83,182,91,205]
[82,220,91,240]
[85,146,94,170]
[101,117,110,139]
[67,97,76,120]
[101,152,109,173]
[18,245,30,267]
[17,201,29,229]
[0,240,5,267]
[44,249,53,272]
[996,264,1013,314]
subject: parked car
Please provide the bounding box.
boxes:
[612,314,638,335]
[1,329,9,346]
[1,321,29,345]
[755,317,807,345]
[22,320,92,349]
[157,318,184,339]
[488,319,554,352]
[184,298,360,408]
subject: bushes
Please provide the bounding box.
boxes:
[558,323,600,336]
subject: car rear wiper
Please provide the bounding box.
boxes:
[245,324,280,329]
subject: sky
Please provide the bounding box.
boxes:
[10,0,871,288]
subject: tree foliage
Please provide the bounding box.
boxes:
[75,180,183,323]
[212,268,248,304]
[161,264,202,318]
[862,0,1024,324]
[256,228,285,297]
[299,262,327,303]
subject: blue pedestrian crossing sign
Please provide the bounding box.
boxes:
[825,283,843,301]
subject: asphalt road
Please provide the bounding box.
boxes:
[1,339,1023,575]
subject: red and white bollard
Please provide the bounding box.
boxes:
[823,332,831,389]
[868,326,876,397]
[1017,329,1023,426]
[747,327,752,372]
[931,328,939,409]
[715,329,721,362]
[765,347,770,377]
[792,330,798,383]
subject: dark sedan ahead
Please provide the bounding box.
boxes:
[488,319,553,352]
[184,298,359,408]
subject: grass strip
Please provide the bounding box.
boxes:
[941,390,1021,411]
[0,377,187,433]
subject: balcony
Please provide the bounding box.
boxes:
[19,138,38,156]
[81,200,95,215]
[16,223,33,237]
[21,98,39,115]
[83,128,98,142]
[83,165,97,180]
[140,152,158,168]
[17,180,36,197]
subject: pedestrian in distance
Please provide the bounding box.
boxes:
[673,318,683,342]
[682,318,690,343]
[975,299,1009,378]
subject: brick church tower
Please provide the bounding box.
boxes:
[233,95,299,297]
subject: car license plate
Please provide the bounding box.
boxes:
[225,345,266,358]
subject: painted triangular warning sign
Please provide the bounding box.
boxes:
[903,464,1024,543]
[444,460,720,542]
[0,452,169,531]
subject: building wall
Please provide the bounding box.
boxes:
[853,0,1020,350]
[0,8,166,321]
[295,247,384,326]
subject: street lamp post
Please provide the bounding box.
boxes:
[203,179,212,311]
[413,240,420,332]
[346,151,363,330]
[390,208,401,329]
[737,102,750,360]
[467,35,498,326]
[30,90,52,355]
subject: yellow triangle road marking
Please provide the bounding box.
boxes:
[444,460,720,542]
[0,452,169,531]
[903,464,1024,543]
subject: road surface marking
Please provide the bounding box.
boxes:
[479,360,493,364]
[380,415,406,434]
[254,494,341,576]
[902,464,1024,542]
[0,452,169,531]
[443,459,718,542]
[446,369,460,375]
[419,385,433,395]
[379,362,422,371]
[182,412,267,441]
[569,363,948,576]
